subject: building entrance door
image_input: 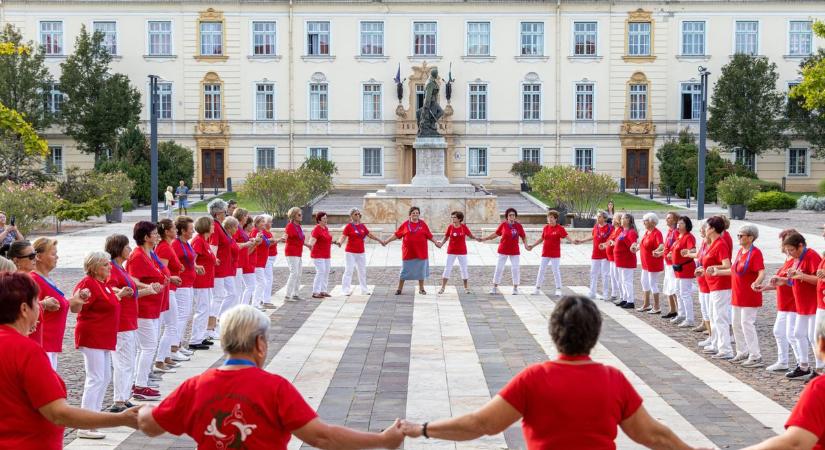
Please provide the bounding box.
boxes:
[201,148,225,189]
[625,148,649,190]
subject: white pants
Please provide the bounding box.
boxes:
[536,257,561,290]
[609,262,621,298]
[618,267,635,304]
[237,271,256,305]
[313,258,331,294]
[135,318,159,387]
[285,256,302,298]
[113,330,137,402]
[46,352,58,371]
[677,278,695,323]
[710,290,733,355]
[264,256,276,303]
[218,276,238,317]
[589,259,610,298]
[640,270,661,294]
[175,287,193,346]
[732,306,760,359]
[493,254,520,286]
[699,291,711,321]
[794,314,818,367]
[156,293,179,363]
[190,288,211,344]
[816,309,825,368]
[662,266,678,296]
[774,311,799,366]
[442,254,469,280]
[80,347,112,412]
[254,267,266,307]
[212,276,234,317]
[342,252,368,294]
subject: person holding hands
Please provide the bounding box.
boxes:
[436,211,478,295]
[480,208,528,295]
[527,210,576,297]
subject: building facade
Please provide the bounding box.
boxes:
[4,0,824,191]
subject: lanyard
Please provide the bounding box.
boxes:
[407,220,421,234]
[224,358,256,367]
[506,221,518,237]
[666,227,677,247]
[618,228,629,241]
[734,246,754,276]
[789,247,809,286]
[696,242,707,268]
[150,251,166,270]
[352,223,365,239]
[260,231,270,247]
[596,224,612,240]
[557,354,591,362]
[111,261,138,299]
[293,222,305,241]
[32,272,64,297]
[178,238,194,265]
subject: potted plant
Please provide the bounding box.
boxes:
[717,175,759,220]
[509,160,543,192]
[95,171,134,223]
[531,166,617,228]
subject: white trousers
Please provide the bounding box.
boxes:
[662,266,678,296]
[589,259,610,298]
[442,254,469,280]
[312,258,331,294]
[156,292,179,363]
[80,347,112,412]
[677,278,695,323]
[342,252,368,294]
[640,270,661,294]
[135,318,159,387]
[46,352,58,371]
[493,254,520,286]
[175,287,193,346]
[609,262,621,298]
[218,276,238,317]
[774,311,799,366]
[236,271,256,305]
[112,330,137,402]
[817,309,825,368]
[264,256,276,303]
[253,267,266,307]
[190,288,211,344]
[211,276,234,317]
[699,291,711,321]
[285,256,302,298]
[618,267,635,304]
[710,290,733,355]
[794,314,818,367]
[732,306,760,359]
[536,257,562,290]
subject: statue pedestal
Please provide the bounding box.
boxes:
[411,137,449,186]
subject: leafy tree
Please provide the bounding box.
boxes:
[59,25,141,161]
[531,165,616,219]
[241,168,332,218]
[707,54,788,159]
[791,21,825,111]
[300,157,338,177]
[788,49,825,158]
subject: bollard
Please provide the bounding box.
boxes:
[649,182,654,199]
[634,177,639,195]
[199,183,205,200]
[620,178,626,193]
[781,176,786,192]
[214,185,218,196]
[686,188,691,208]
[227,177,233,193]
[666,186,671,204]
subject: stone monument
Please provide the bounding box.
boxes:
[363,67,498,230]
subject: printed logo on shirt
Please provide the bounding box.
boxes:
[204,404,258,448]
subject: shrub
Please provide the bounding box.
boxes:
[747,191,797,211]
[0,180,59,235]
[94,171,134,211]
[531,165,617,219]
[717,175,759,206]
[240,168,332,218]
[300,157,338,177]
[754,179,782,192]
[818,179,825,196]
[509,160,543,184]
[53,197,107,222]
[798,195,825,212]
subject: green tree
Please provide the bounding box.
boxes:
[790,21,825,111]
[788,49,825,158]
[59,25,141,161]
[707,54,788,162]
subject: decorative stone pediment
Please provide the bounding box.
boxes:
[199,8,223,21]
[197,121,229,135]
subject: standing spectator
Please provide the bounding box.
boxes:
[208,198,234,339]
[480,208,528,295]
[283,207,311,301]
[671,217,698,328]
[189,217,216,350]
[338,208,382,296]
[175,180,189,215]
[164,187,174,219]
[574,211,611,300]
[637,213,664,313]
[697,216,734,360]
[659,212,681,319]
[309,212,334,299]
[605,200,616,223]
[606,213,625,303]
[437,211,478,295]
[528,210,576,297]
[612,214,639,309]
[226,199,238,218]
[0,211,23,250]
[383,206,437,295]
[171,217,201,357]
[154,219,185,370]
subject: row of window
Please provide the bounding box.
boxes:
[37,18,815,58]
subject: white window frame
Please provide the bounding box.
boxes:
[629,84,647,120]
[574,82,595,121]
[680,20,706,56]
[468,83,488,121]
[359,21,384,56]
[788,20,813,56]
[255,82,276,121]
[146,20,173,56]
[680,82,702,121]
[46,83,63,114]
[519,21,544,57]
[203,83,221,120]
[465,21,491,57]
[572,21,598,56]
[361,83,382,121]
[251,21,277,56]
[627,22,651,56]
[46,145,63,175]
[734,148,757,173]
[520,146,542,165]
[306,21,330,56]
[199,21,223,56]
[412,21,438,56]
[308,82,329,121]
[153,81,173,120]
[521,82,542,121]
[361,147,384,177]
[39,21,64,56]
[467,147,488,177]
[92,21,118,55]
[307,146,330,161]
[787,147,809,177]
[734,20,759,56]
[573,147,595,172]
[254,146,278,171]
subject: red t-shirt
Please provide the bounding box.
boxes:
[663,226,678,264]
[310,225,332,259]
[74,276,121,351]
[343,223,369,254]
[639,228,664,272]
[155,240,183,292]
[107,261,139,332]
[786,375,825,450]
[0,325,67,450]
[701,238,732,292]
[445,224,471,255]
[605,226,623,262]
[671,233,697,280]
[284,222,305,257]
[723,230,734,259]
[172,238,197,287]
[152,367,318,449]
[541,224,568,258]
[591,224,612,260]
[29,272,70,353]
[731,246,765,308]
[395,220,433,261]
[127,247,167,319]
[496,221,525,256]
[210,220,235,278]
[817,256,825,310]
[613,228,638,269]
[791,248,822,316]
[233,230,252,274]
[267,228,278,257]
[776,258,797,312]
[499,360,642,450]
[251,229,273,268]
[192,235,216,289]
[695,242,709,293]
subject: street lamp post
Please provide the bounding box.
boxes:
[697,66,711,220]
[148,75,159,223]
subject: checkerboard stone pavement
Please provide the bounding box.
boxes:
[40,215,822,449]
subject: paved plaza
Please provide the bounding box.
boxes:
[38,215,825,449]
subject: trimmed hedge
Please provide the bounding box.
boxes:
[754,179,782,192]
[748,191,797,211]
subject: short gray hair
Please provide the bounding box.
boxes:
[207,198,228,216]
[0,256,15,274]
[83,251,111,276]
[220,305,270,354]
[739,224,759,240]
[596,210,608,219]
[642,212,659,225]
[222,216,239,231]
[349,207,361,216]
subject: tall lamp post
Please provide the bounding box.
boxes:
[148,75,159,223]
[697,66,711,220]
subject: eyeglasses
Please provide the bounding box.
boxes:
[353,213,361,216]
[737,234,749,238]
[16,253,36,260]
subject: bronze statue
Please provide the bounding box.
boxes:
[416,68,444,137]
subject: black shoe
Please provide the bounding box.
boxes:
[201,339,214,346]
[189,343,210,350]
[613,299,624,306]
[804,370,820,384]
[786,366,811,379]
[662,312,678,319]
[125,400,136,408]
[615,301,627,307]
[621,302,636,309]
[108,403,127,413]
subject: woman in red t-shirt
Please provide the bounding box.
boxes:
[190,216,217,350]
[659,212,682,320]
[398,295,696,449]
[710,225,765,368]
[154,219,185,374]
[309,212,336,299]
[0,273,137,449]
[610,214,639,309]
[685,223,715,352]
[480,208,528,295]
[698,216,733,359]
[251,215,282,308]
[207,199,235,339]
[575,211,612,300]
[527,210,576,297]
[637,213,664,313]
[337,208,383,296]
[232,209,260,307]
[74,251,123,439]
[264,216,281,305]
[670,217,697,327]
[283,207,312,301]
[437,210,478,295]
[383,206,437,295]
[170,216,200,361]
[604,212,625,302]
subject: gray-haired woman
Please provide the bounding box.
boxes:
[337,208,383,296]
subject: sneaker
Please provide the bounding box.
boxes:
[692,323,707,333]
[292,295,302,300]
[804,370,820,384]
[171,351,190,362]
[786,366,812,379]
[635,305,649,312]
[262,302,277,309]
[107,403,127,413]
[702,346,718,354]
[555,289,562,297]
[532,288,542,295]
[648,309,661,315]
[488,287,499,295]
[178,348,194,356]
[742,357,765,368]
[765,362,789,372]
[132,386,161,400]
[153,365,176,374]
[285,296,299,302]
[670,315,685,324]
[731,352,750,363]
[615,301,628,308]
[360,290,372,296]
[712,351,735,360]
[512,287,520,295]
[148,372,162,381]
[125,401,136,408]
[678,321,695,328]
[77,430,106,439]
[613,299,625,306]
[662,312,678,319]
[202,339,214,346]
[698,338,712,347]
[620,302,636,309]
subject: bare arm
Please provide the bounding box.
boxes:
[401,395,521,442]
[480,232,498,242]
[40,399,137,430]
[741,426,819,450]
[619,405,695,450]
[293,417,403,449]
[137,405,167,437]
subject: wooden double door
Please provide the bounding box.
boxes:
[201,148,225,189]
[625,148,649,189]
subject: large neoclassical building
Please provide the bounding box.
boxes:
[4,0,824,191]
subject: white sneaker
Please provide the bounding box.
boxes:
[596,294,606,300]
[766,362,789,372]
[512,287,520,295]
[670,315,685,324]
[678,321,695,328]
[178,348,194,357]
[488,287,499,295]
[360,290,372,296]
[78,429,106,439]
[345,289,354,297]
[697,338,712,347]
[702,346,718,354]
[532,288,542,295]
[555,289,563,297]
[164,361,181,368]
[154,365,176,374]
[731,352,750,363]
[285,296,299,302]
